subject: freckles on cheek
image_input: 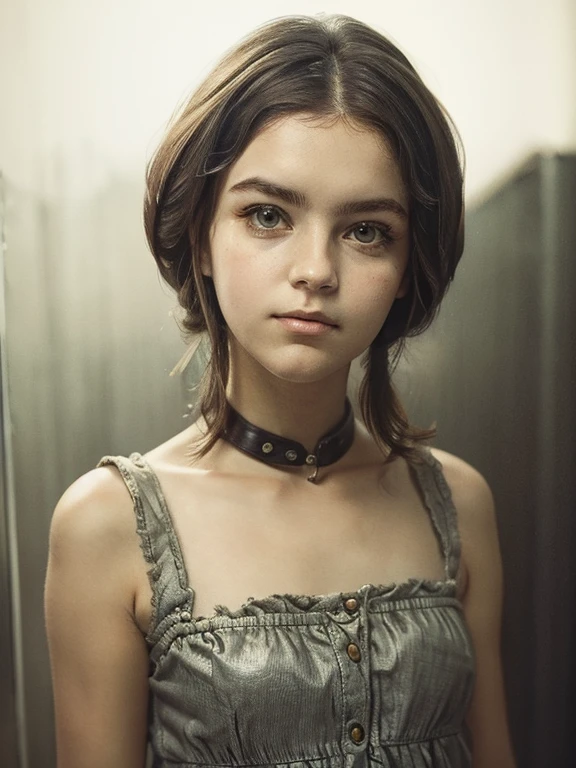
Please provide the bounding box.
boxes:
[351,277,390,305]
[211,239,239,283]
[352,277,401,326]
[213,252,257,317]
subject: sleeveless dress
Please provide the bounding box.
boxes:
[97,447,475,768]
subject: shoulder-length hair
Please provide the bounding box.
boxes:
[143,14,464,463]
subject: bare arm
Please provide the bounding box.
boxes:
[433,450,517,768]
[44,467,150,768]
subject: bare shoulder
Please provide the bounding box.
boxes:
[49,465,138,594]
[428,448,495,522]
[52,464,134,533]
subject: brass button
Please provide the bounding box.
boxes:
[347,642,361,663]
[285,449,298,461]
[350,723,365,744]
[344,597,358,612]
[261,442,274,454]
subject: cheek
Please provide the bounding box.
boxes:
[213,271,251,321]
[210,240,269,323]
[349,270,404,322]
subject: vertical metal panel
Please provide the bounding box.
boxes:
[0,170,23,768]
[531,154,576,765]
[3,165,188,767]
[396,153,576,766]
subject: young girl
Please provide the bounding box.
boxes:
[45,14,516,768]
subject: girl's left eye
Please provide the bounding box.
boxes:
[346,222,394,247]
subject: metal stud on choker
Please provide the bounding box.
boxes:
[223,399,355,483]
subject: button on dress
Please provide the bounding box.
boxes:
[97,447,475,767]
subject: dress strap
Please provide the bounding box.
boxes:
[96,452,193,639]
[408,447,461,582]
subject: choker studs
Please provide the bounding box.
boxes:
[224,398,355,484]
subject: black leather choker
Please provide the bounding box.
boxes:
[223,398,355,483]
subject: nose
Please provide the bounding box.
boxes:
[288,230,338,293]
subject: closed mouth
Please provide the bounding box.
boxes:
[275,311,338,327]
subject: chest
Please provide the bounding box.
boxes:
[144,584,474,765]
[134,460,453,631]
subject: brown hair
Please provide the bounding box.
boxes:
[143,13,464,462]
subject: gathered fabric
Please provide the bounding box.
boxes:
[97,447,475,768]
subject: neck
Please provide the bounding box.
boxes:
[226,358,350,452]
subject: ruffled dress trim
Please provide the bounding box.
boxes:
[209,577,457,619]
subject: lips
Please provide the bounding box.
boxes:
[275,310,338,327]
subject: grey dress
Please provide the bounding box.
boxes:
[97,447,475,768]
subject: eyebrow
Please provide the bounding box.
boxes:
[228,176,408,219]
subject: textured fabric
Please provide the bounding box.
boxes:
[97,447,475,768]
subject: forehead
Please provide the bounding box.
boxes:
[220,112,407,208]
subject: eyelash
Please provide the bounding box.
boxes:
[237,204,397,250]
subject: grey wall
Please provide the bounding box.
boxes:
[2,171,188,767]
[395,153,576,767]
[1,170,20,766]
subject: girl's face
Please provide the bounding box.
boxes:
[204,112,410,385]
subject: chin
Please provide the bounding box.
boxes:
[229,333,362,385]
[260,348,352,385]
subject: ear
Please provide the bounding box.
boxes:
[395,269,410,299]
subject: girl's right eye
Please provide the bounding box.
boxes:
[238,204,290,233]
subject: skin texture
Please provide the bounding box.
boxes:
[44,114,517,768]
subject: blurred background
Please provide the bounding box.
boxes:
[0,1,575,766]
